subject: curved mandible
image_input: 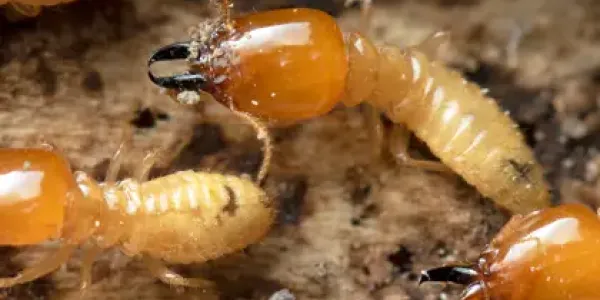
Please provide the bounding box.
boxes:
[147,41,208,91]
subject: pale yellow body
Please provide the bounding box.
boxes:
[345,33,550,214]
[105,171,274,264]
[87,171,275,264]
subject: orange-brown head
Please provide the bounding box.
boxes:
[148,8,348,123]
[0,148,80,245]
[420,203,600,300]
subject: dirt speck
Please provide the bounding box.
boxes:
[81,70,104,92]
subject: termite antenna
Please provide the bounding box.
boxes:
[147,42,208,91]
[105,124,135,184]
[228,107,272,185]
[220,0,233,27]
[344,0,373,34]
[419,266,479,286]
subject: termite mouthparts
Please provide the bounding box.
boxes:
[418,265,479,285]
[146,6,551,214]
[148,41,208,91]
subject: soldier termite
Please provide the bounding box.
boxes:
[147,0,550,214]
[420,203,600,300]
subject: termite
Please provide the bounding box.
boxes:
[0,0,76,19]
[0,143,275,291]
[146,0,550,214]
[419,203,600,299]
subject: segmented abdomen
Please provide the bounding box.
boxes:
[110,171,275,264]
[371,47,550,214]
[121,171,246,215]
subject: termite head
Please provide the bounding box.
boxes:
[148,8,348,124]
[0,148,106,247]
[419,206,600,300]
[419,264,486,300]
[0,148,80,246]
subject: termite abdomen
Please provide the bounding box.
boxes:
[353,43,551,214]
[115,171,275,264]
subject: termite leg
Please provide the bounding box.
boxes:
[363,104,385,159]
[345,0,373,34]
[348,0,387,165]
[0,244,76,288]
[105,141,128,183]
[162,124,198,170]
[411,31,451,61]
[134,124,194,181]
[360,0,373,33]
[142,256,216,289]
[229,108,273,185]
[79,245,103,290]
[388,124,453,173]
[136,149,162,182]
[106,126,134,184]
